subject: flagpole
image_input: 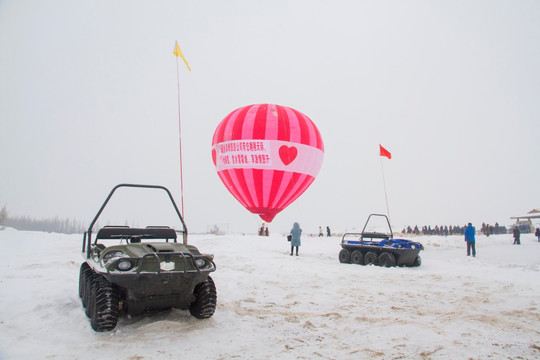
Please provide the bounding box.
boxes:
[380,157,390,221]
[173,40,191,222]
[175,53,185,220]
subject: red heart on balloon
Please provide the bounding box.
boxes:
[279,146,298,165]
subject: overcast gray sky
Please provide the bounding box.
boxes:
[1,0,539,235]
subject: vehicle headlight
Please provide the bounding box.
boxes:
[103,251,124,264]
[117,260,133,271]
[195,259,206,268]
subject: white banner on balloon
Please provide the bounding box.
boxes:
[214,139,323,177]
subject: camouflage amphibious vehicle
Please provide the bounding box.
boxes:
[79,184,217,332]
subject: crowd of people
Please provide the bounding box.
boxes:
[258,223,269,236]
[402,224,468,236]
[401,222,508,236]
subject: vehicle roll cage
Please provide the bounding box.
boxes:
[340,214,395,243]
[83,184,188,258]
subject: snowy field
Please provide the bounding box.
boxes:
[1,228,540,360]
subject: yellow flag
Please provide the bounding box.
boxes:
[173,41,191,72]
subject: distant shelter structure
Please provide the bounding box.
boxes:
[510,209,540,233]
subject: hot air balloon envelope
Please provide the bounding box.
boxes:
[211,104,324,222]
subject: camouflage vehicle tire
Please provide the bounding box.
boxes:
[189,276,217,319]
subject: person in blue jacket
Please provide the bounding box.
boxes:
[464,222,476,257]
[290,222,302,256]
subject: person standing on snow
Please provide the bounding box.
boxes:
[513,226,521,245]
[535,227,540,242]
[290,222,302,256]
[464,222,476,257]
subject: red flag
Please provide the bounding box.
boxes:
[379,144,391,159]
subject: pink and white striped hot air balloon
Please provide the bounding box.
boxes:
[211,104,324,222]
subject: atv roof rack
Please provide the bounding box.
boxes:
[95,226,177,241]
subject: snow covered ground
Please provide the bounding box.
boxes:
[1,228,539,359]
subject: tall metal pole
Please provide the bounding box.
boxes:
[175,55,185,219]
[380,158,390,222]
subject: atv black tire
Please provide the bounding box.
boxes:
[378,252,396,267]
[90,275,120,332]
[338,249,351,263]
[351,250,363,265]
[79,262,91,301]
[83,268,96,316]
[364,251,378,265]
[410,255,422,267]
[189,276,217,319]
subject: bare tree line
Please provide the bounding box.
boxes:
[0,206,85,234]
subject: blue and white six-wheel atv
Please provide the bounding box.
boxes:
[339,214,423,267]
